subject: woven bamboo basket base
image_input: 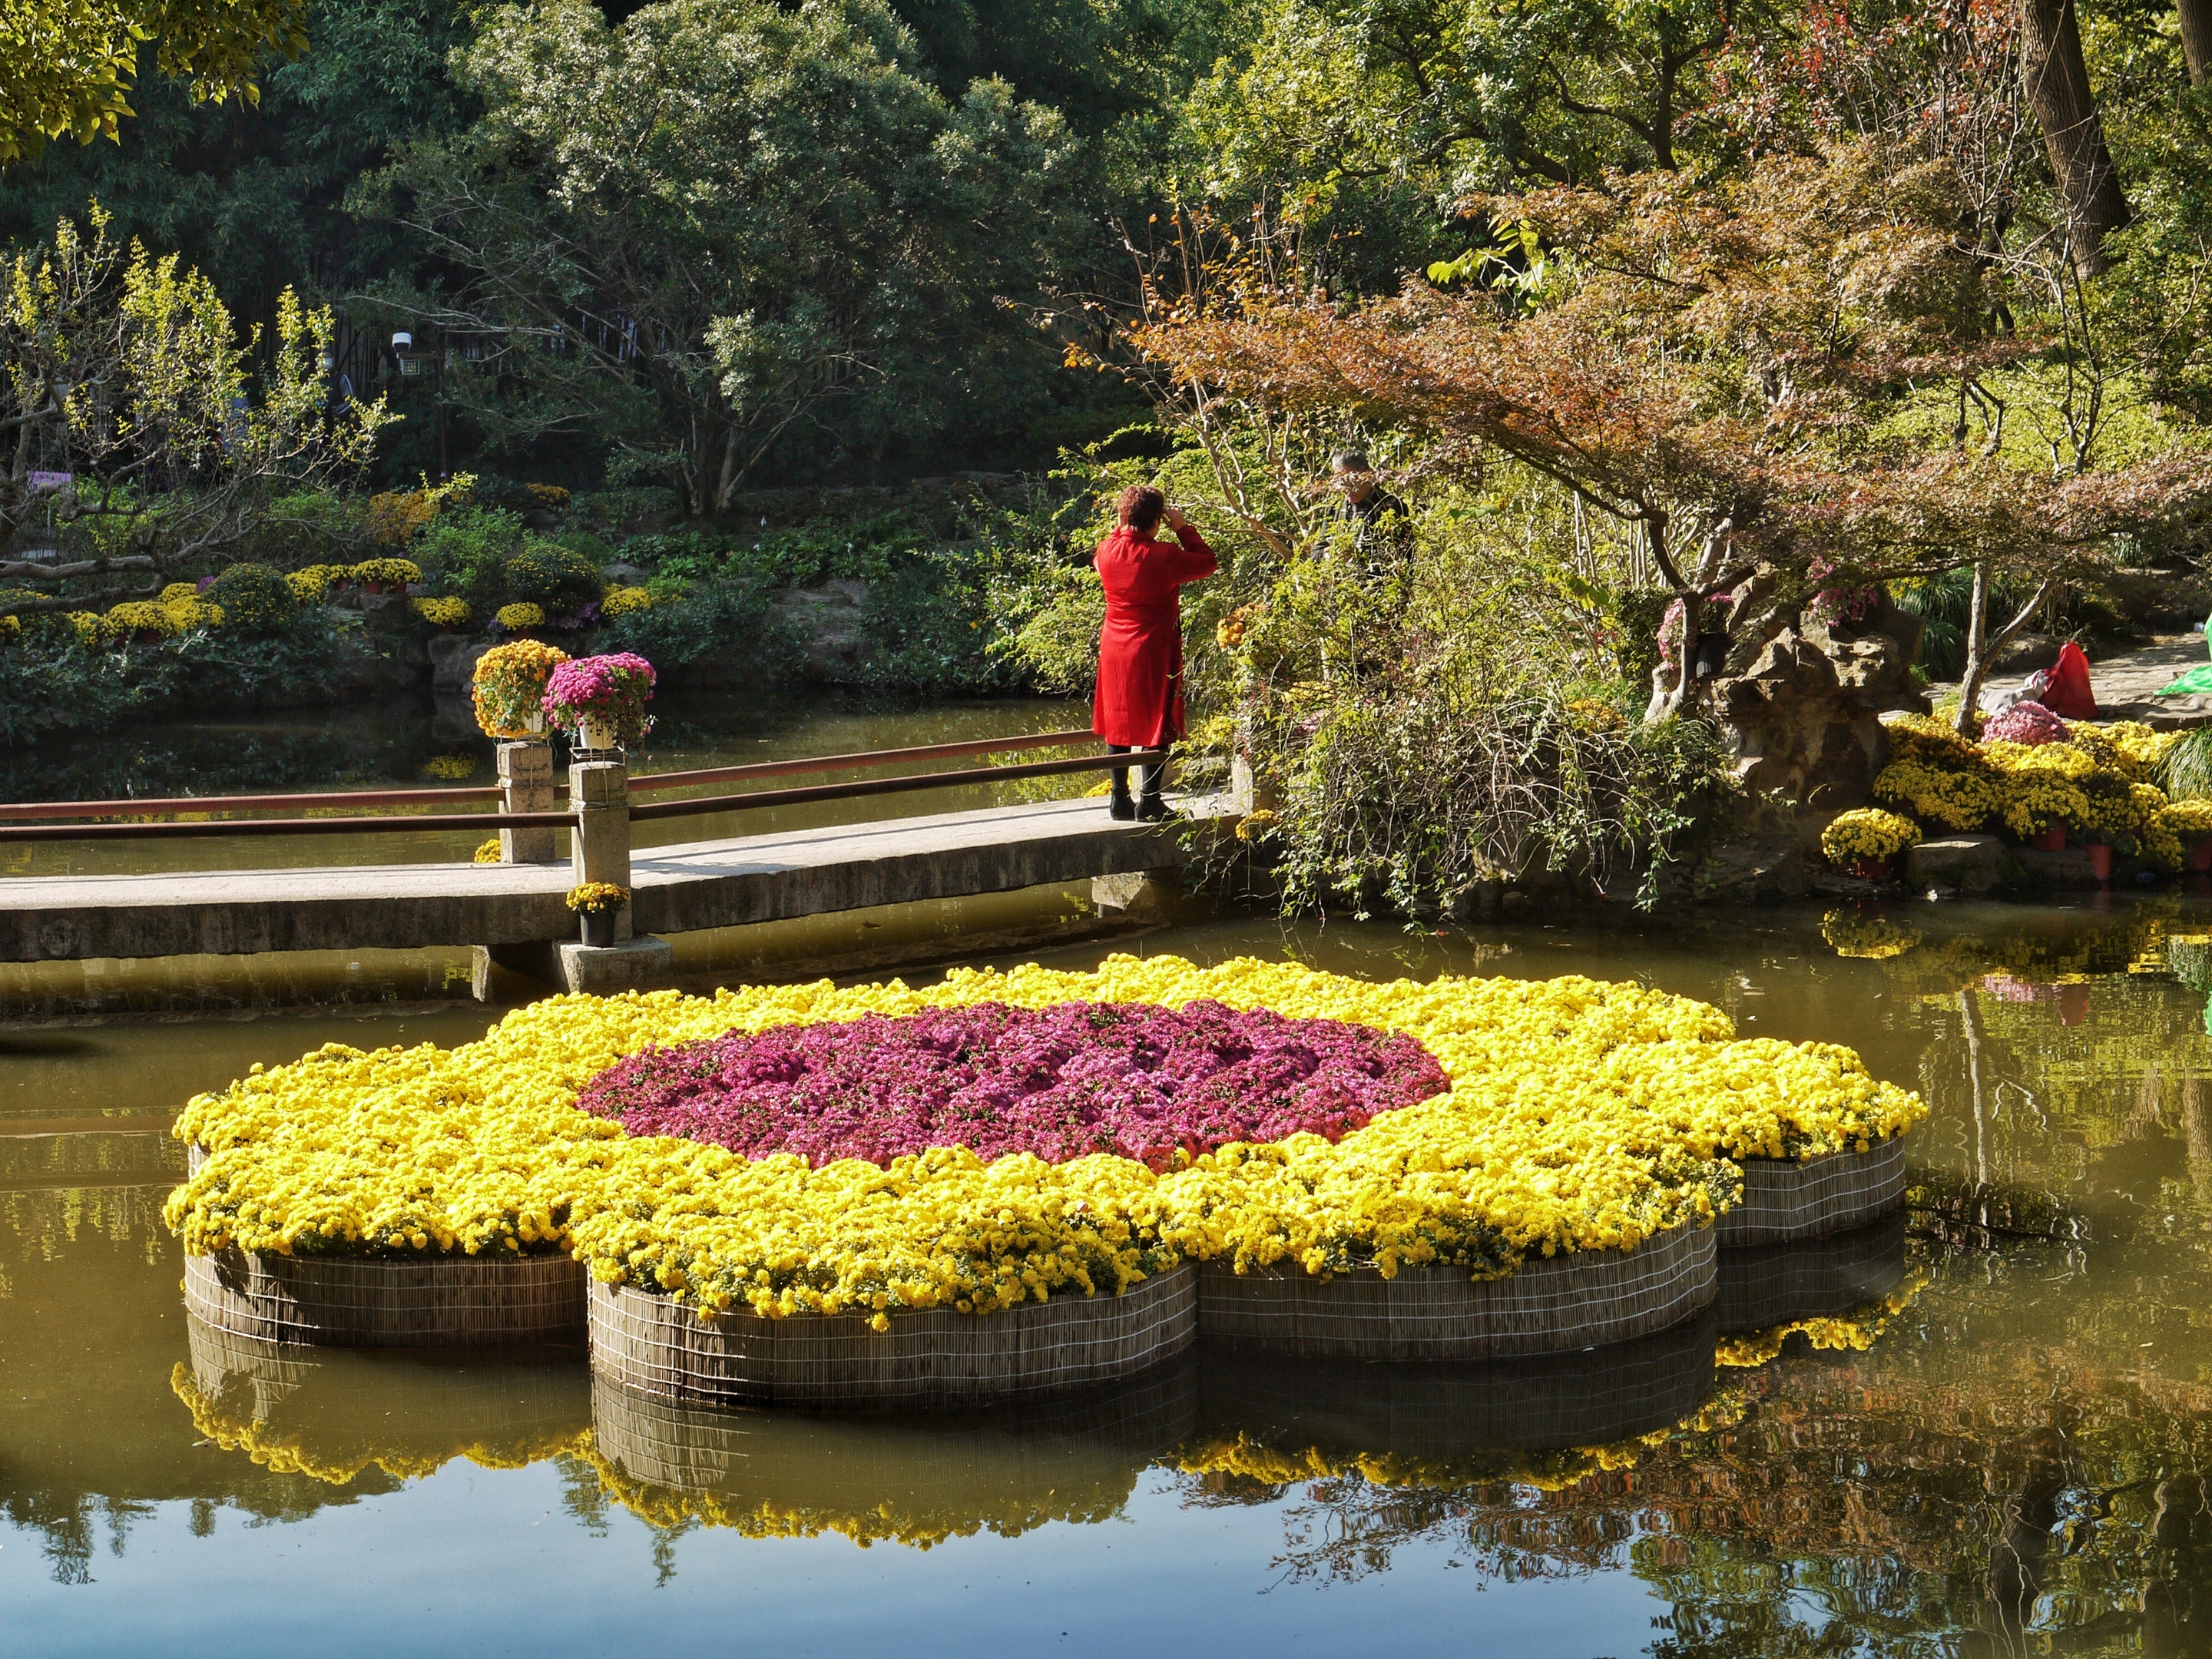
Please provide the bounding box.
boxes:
[185,1246,588,1348]
[1716,1210,1909,1334]
[1197,1307,1717,1455]
[1197,1217,1715,1361]
[588,1263,1198,1409]
[1714,1137,1908,1247]
[589,1356,1200,1530]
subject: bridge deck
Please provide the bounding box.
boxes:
[0,796,1202,964]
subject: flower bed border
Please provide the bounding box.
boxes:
[1194,1217,1716,1360]
[184,1246,588,1348]
[1713,1137,1907,1247]
[588,1263,1199,1409]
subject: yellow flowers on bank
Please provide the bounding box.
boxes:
[1873,713,2197,859]
[412,595,472,627]
[164,956,1925,1324]
[1820,808,1920,866]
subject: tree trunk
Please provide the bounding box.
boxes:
[1953,565,2058,732]
[2180,0,2212,85]
[2018,0,2131,276]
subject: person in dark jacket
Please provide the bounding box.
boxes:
[1092,483,1217,820]
[1329,450,1411,578]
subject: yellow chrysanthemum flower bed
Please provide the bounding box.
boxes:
[164,957,1923,1325]
[1873,714,2194,857]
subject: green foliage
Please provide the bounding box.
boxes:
[502,542,601,615]
[0,0,312,164]
[204,562,301,634]
[0,605,366,745]
[2164,727,2212,803]
[411,504,525,608]
[595,575,798,679]
[374,0,1092,514]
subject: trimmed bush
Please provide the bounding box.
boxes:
[205,563,302,636]
[504,542,604,616]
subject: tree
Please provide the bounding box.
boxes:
[0,0,476,329]
[1,0,312,164]
[366,0,1088,515]
[1128,144,2212,754]
[2018,0,2131,273]
[1183,0,1755,199]
[1,205,386,611]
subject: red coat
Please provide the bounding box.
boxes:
[1091,523,1217,746]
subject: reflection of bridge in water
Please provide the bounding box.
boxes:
[0,730,1214,996]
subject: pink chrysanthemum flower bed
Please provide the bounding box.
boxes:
[575,998,1450,1172]
[1982,701,2068,746]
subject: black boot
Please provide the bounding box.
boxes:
[1109,773,1136,820]
[1137,790,1169,821]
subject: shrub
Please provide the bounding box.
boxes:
[205,564,303,636]
[504,541,603,615]
[597,575,795,677]
[495,602,546,631]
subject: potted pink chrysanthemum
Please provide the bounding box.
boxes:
[542,652,656,753]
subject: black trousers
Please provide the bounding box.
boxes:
[1106,743,1165,800]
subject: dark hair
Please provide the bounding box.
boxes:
[1116,483,1167,532]
[1331,450,1371,473]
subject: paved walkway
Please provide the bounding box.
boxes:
[1933,633,2212,724]
[0,795,1212,965]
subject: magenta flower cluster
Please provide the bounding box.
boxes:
[575,999,1450,1171]
[1982,701,2069,746]
[543,651,656,742]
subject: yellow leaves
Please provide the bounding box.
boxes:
[164,956,1926,1323]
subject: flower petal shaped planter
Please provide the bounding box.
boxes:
[588,1263,1197,1409]
[1711,1135,1909,1247]
[1194,1216,1716,1360]
[164,956,1926,1399]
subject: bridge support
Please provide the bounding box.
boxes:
[1091,868,1181,925]
[497,741,561,863]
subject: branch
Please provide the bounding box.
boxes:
[0,555,157,581]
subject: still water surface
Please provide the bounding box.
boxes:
[8,896,2212,1655]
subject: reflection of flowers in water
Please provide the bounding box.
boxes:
[169,1362,585,1485]
[419,753,479,780]
[1821,907,1923,960]
[1980,974,2093,1025]
[1716,1267,1931,1369]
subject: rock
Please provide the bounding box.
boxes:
[601,562,649,585]
[1713,594,1929,806]
[770,581,873,682]
[1682,834,1810,903]
[429,634,495,690]
[1906,833,2008,896]
[360,591,413,635]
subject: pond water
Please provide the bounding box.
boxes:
[0,687,1088,879]
[10,893,2212,1655]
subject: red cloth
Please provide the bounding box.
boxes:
[2038,641,2098,720]
[1091,523,1217,746]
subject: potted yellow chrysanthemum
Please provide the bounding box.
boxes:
[567,881,631,948]
[1819,808,1921,880]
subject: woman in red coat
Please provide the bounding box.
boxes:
[1093,483,1216,820]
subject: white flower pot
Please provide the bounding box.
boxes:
[578,716,618,753]
[524,710,547,737]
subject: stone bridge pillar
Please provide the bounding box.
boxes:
[497,740,560,863]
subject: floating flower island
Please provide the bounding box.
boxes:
[165,956,1923,1406]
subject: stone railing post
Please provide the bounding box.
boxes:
[570,757,633,942]
[497,740,560,863]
